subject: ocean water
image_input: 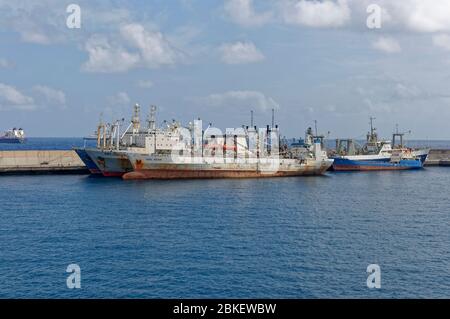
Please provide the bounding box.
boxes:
[0,139,449,298]
[0,137,449,151]
[0,137,94,151]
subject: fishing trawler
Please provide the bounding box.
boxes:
[332,118,429,171]
[0,128,26,143]
[122,120,333,180]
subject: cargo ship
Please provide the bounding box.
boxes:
[0,128,26,143]
[78,104,333,179]
[84,104,169,177]
[122,121,333,180]
[332,118,429,171]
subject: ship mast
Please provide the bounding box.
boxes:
[96,112,105,149]
[271,108,275,128]
[368,116,377,144]
[147,105,157,131]
[132,103,141,134]
[392,124,411,149]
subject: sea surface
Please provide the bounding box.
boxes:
[1,137,449,151]
[0,138,449,298]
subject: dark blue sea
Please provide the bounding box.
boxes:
[0,138,449,298]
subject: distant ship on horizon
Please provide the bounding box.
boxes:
[0,128,26,144]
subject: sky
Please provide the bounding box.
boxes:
[1,0,450,139]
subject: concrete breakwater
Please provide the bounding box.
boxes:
[424,149,450,166]
[0,150,88,174]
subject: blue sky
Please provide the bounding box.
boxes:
[1,0,450,139]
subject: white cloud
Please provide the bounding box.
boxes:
[432,34,450,51]
[82,35,140,73]
[224,0,272,27]
[32,85,66,107]
[344,0,450,33]
[120,23,179,68]
[137,80,154,89]
[0,1,133,45]
[234,0,450,33]
[199,90,279,112]
[219,42,265,64]
[393,0,450,33]
[0,1,72,45]
[0,83,35,110]
[20,30,51,45]
[83,23,180,73]
[0,83,69,111]
[372,36,401,53]
[0,58,12,68]
[282,0,351,28]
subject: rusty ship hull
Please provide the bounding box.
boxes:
[123,155,333,180]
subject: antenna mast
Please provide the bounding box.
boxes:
[271,108,275,128]
[132,103,141,133]
[368,116,377,143]
[369,116,376,136]
[147,105,157,130]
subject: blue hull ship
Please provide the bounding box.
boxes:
[333,156,426,171]
[332,119,429,171]
[0,137,25,144]
[0,128,26,144]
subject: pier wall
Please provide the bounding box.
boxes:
[0,150,88,174]
[424,149,450,166]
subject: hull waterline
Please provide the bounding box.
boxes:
[85,148,133,177]
[332,158,425,171]
[74,148,102,175]
[123,159,333,180]
[0,138,26,144]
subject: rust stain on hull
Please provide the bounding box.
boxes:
[123,167,329,180]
